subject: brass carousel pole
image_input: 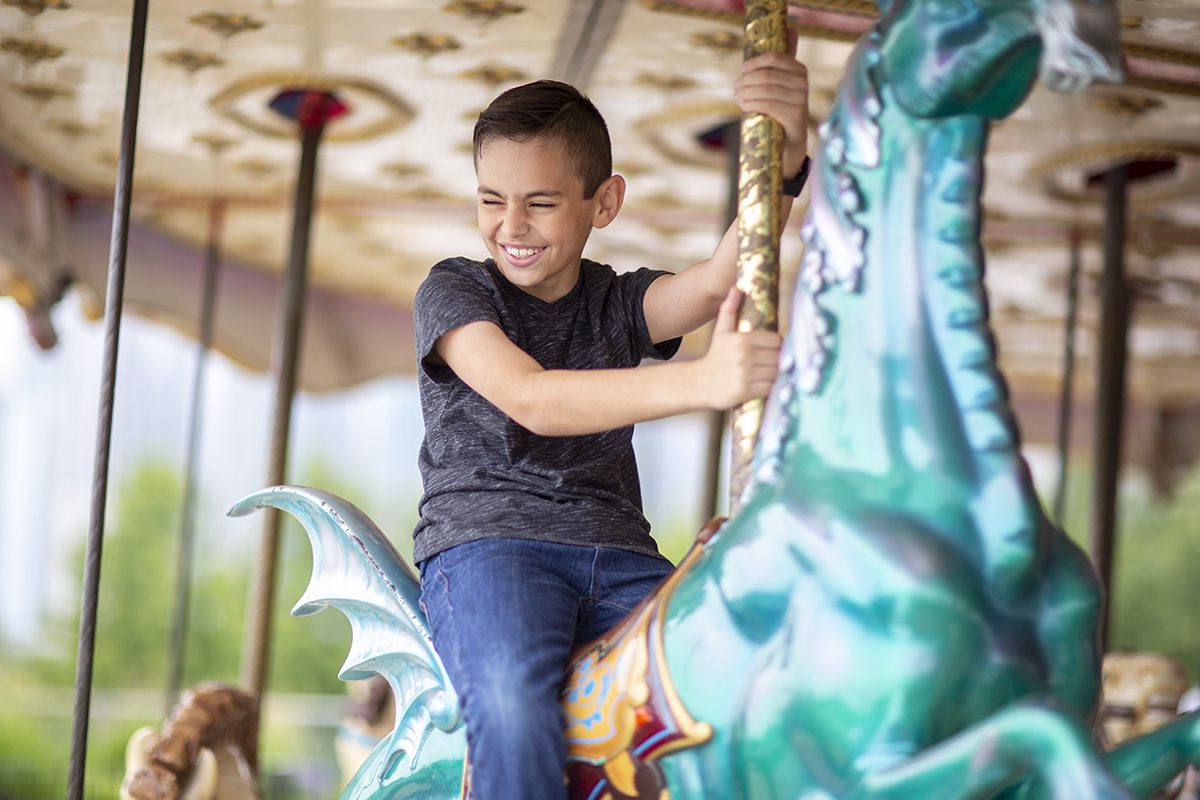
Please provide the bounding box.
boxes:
[729,0,788,515]
[68,1,151,797]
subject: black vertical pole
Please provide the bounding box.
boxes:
[68,1,150,797]
[165,199,226,714]
[1052,228,1082,526]
[1090,164,1131,649]
[242,111,327,710]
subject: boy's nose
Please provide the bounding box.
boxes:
[501,207,529,236]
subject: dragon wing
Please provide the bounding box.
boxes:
[228,485,461,775]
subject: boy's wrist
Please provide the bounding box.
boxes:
[675,359,708,412]
[782,139,808,178]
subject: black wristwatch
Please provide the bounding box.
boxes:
[782,156,812,197]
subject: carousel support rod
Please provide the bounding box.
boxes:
[1052,227,1082,526]
[1090,163,1131,649]
[729,0,788,515]
[165,198,226,715]
[242,91,339,710]
[68,0,151,797]
[700,121,742,523]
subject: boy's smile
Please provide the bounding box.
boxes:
[475,137,622,303]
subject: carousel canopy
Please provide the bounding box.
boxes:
[0,0,1197,400]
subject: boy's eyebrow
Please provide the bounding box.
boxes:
[477,186,565,200]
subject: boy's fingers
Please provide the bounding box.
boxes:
[740,52,808,78]
[714,287,742,334]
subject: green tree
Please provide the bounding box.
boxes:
[1059,465,1200,683]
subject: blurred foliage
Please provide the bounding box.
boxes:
[2,455,1198,799]
[1056,465,1200,683]
[0,457,369,798]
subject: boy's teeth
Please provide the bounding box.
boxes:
[506,246,538,258]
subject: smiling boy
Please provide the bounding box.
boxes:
[412,51,808,798]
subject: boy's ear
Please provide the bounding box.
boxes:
[591,174,625,229]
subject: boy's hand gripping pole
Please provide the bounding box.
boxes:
[729,0,788,515]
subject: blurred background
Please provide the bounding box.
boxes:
[1,0,1199,797]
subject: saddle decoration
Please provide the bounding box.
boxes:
[560,531,717,799]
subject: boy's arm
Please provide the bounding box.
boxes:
[433,288,780,437]
[643,51,810,345]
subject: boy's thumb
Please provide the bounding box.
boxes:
[714,286,741,334]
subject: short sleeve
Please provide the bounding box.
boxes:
[613,267,681,362]
[412,260,502,380]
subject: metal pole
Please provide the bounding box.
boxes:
[1090,163,1131,649]
[165,199,226,714]
[242,110,328,707]
[729,0,788,515]
[68,1,150,796]
[1052,228,1082,526]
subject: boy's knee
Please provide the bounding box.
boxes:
[468,677,563,746]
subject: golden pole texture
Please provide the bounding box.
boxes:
[729,0,788,515]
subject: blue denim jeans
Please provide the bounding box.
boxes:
[419,537,675,800]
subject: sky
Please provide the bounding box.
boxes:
[0,294,710,647]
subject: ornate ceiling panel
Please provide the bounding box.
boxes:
[0,0,1197,402]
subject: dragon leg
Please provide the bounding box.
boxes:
[1102,709,1200,798]
[843,701,1133,800]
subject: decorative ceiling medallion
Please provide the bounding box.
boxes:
[394,185,462,203]
[391,32,462,59]
[9,80,73,104]
[162,48,225,75]
[210,71,415,142]
[1089,92,1163,117]
[233,157,278,177]
[188,12,265,40]
[1,37,65,67]
[192,131,239,157]
[635,189,688,209]
[3,0,70,16]
[614,160,653,178]
[634,100,739,169]
[380,160,425,180]
[1029,140,1200,208]
[636,73,697,92]
[459,63,527,87]
[690,30,741,55]
[47,117,94,137]
[443,0,525,23]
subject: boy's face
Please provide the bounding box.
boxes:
[475,136,617,303]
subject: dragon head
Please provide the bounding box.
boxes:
[875,0,1121,120]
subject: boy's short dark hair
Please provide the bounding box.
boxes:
[473,80,612,199]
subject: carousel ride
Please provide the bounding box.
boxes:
[126,0,1200,797]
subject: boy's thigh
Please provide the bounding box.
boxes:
[419,537,586,686]
[577,547,675,644]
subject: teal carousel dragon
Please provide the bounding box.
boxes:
[230,0,1200,797]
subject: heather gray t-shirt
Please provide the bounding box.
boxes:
[411,256,680,564]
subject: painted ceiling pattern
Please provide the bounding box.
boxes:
[0,0,1198,401]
